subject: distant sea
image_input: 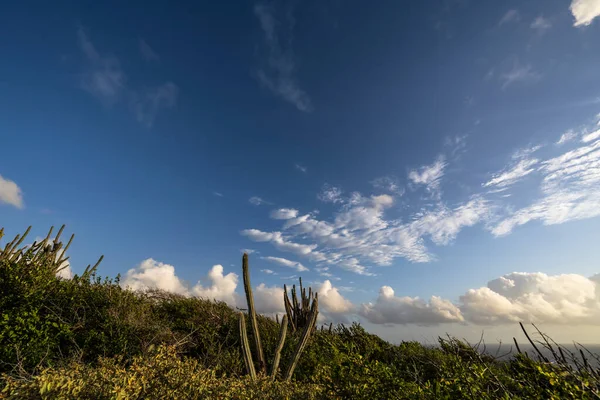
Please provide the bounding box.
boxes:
[481,343,600,368]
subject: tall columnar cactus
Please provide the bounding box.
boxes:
[239,254,318,382]
[284,293,319,381]
[238,312,257,380]
[242,254,266,374]
[270,314,288,380]
[284,277,316,333]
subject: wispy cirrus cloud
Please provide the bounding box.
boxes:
[262,256,308,272]
[78,26,125,105]
[77,27,177,126]
[499,9,520,26]
[408,155,446,198]
[0,174,24,209]
[254,3,312,112]
[500,61,541,89]
[530,16,552,34]
[556,130,578,145]
[492,130,600,236]
[483,158,539,189]
[139,38,160,61]
[249,196,272,206]
[295,163,307,173]
[130,82,178,127]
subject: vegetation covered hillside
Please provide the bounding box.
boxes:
[1,226,599,399]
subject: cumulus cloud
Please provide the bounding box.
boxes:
[254,3,312,112]
[460,272,600,325]
[191,265,238,306]
[483,159,539,188]
[570,0,600,27]
[270,208,299,220]
[262,256,309,272]
[360,271,600,326]
[360,286,464,325]
[318,280,354,314]
[253,283,285,314]
[408,156,446,197]
[123,258,189,295]
[0,174,24,209]
[123,260,238,307]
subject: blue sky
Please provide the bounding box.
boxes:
[2,0,600,343]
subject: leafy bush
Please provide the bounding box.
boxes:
[2,226,600,399]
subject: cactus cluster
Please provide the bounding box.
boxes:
[239,253,318,381]
[284,277,317,333]
[0,225,103,276]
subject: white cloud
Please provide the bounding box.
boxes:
[556,130,578,145]
[483,158,539,188]
[123,258,189,295]
[570,0,600,27]
[241,229,317,256]
[318,184,343,204]
[253,283,285,314]
[131,82,178,127]
[254,3,312,112]
[249,196,271,206]
[410,197,491,246]
[318,280,354,314]
[123,259,238,307]
[500,62,541,89]
[261,269,276,274]
[295,164,307,173]
[371,176,404,195]
[582,129,600,143]
[139,38,160,61]
[213,192,224,197]
[191,265,238,307]
[408,156,446,196]
[262,256,309,272]
[460,272,600,325]
[241,248,256,254]
[493,138,600,236]
[78,26,125,104]
[530,16,552,34]
[360,286,464,325]
[270,208,299,219]
[0,174,23,209]
[77,27,176,126]
[499,9,520,25]
[241,229,275,242]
